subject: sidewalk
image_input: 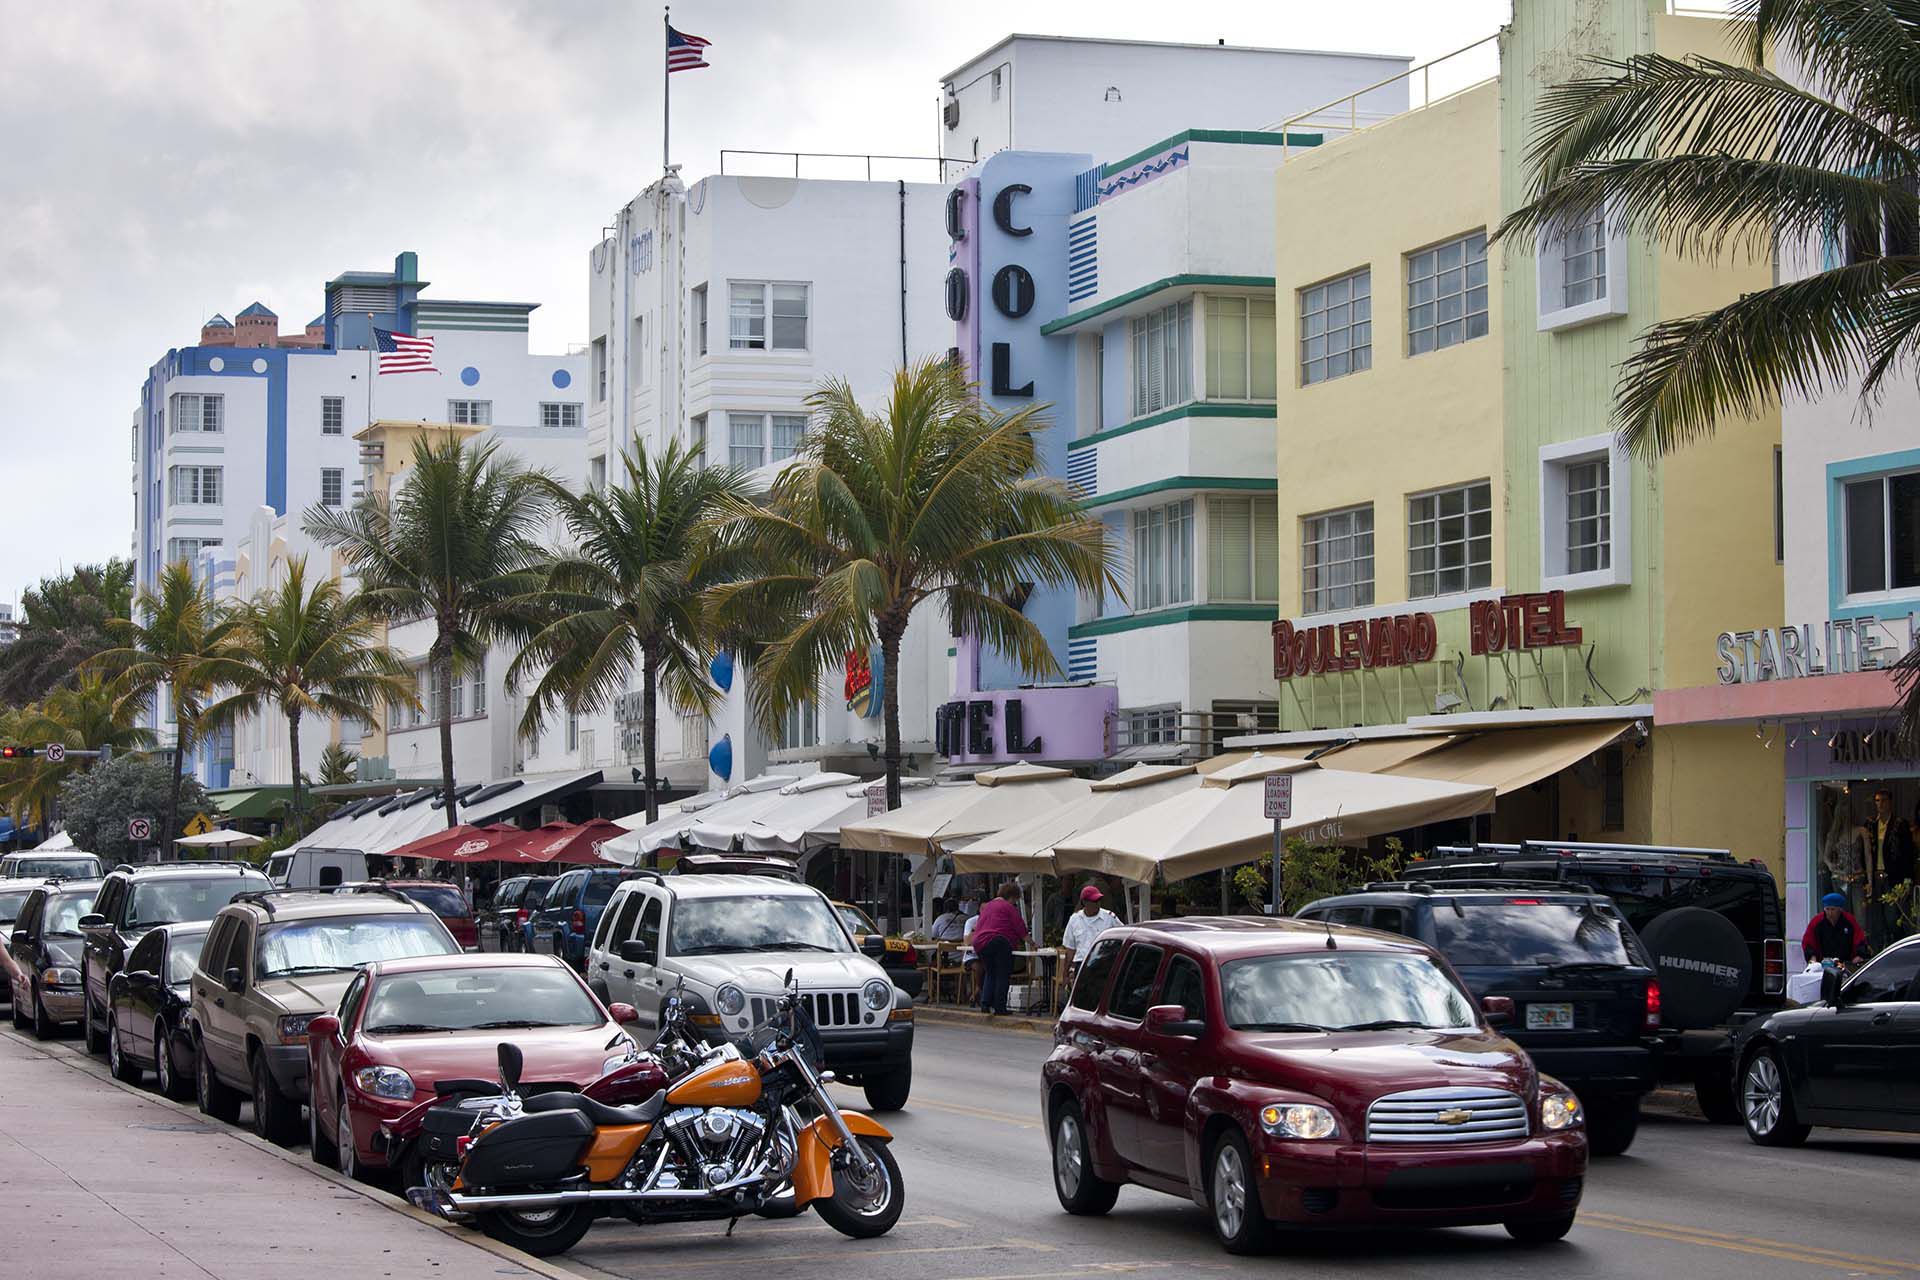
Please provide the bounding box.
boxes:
[0,1028,556,1279]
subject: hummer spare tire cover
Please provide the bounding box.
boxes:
[1639,906,1750,1030]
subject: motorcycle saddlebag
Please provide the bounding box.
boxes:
[461,1110,595,1187]
[421,1103,482,1165]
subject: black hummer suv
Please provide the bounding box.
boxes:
[1403,842,1787,1124]
[1297,880,1662,1155]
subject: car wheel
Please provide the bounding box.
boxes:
[1694,1072,1740,1125]
[108,1013,141,1084]
[1207,1129,1275,1255]
[1506,1214,1577,1245]
[336,1087,361,1181]
[83,991,107,1055]
[478,1207,594,1258]
[1584,1097,1640,1157]
[32,983,59,1041]
[196,1039,243,1123]
[1050,1099,1120,1216]
[155,1021,192,1100]
[1742,1047,1811,1147]
[251,1051,302,1146]
[862,1062,912,1113]
[308,1077,338,1167]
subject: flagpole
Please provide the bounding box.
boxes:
[365,312,376,429]
[663,6,671,174]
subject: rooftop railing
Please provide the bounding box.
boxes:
[1265,34,1501,160]
[718,149,971,183]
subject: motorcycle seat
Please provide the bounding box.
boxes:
[523,1089,667,1127]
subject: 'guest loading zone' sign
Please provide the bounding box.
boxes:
[1273,591,1582,680]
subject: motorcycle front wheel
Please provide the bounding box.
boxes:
[477,1204,594,1258]
[813,1138,904,1239]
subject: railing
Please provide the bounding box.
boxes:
[1111,707,1281,761]
[718,149,970,183]
[1266,34,1501,160]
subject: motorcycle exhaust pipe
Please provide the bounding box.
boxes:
[447,1169,769,1212]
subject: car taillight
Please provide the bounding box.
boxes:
[1644,978,1662,1032]
[571,909,586,934]
[900,942,918,965]
[515,909,529,926]
[456,1135,472,1156]
[1763,937,1785,994]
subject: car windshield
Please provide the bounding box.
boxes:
[256,915,453,978]
[836,904,877,935]
[0,889,30,923]
[394,885,468,919]
[1221,952,1477,1031]
[167,932,208,985]
[44,889,102,935]
[131,878,260,928]
[669,894,851,955]
[1430,900,1636,967]
[362,965,603,1034]
[583,876,618,908]
[6,857,100,879]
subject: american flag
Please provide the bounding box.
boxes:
[374,326,436,374]
[667,25,711,72]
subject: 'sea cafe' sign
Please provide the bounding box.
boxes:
[1715,615,1919,685]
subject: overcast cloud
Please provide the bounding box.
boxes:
[0,0,1508,609]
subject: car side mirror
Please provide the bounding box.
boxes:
[121,969,154,985]
[222,966,245,994]
[617,940,654,965]
[307,1014,340,1041]
[860,935,888,958]
[77,913,108,931]
[609,1002,639,1025]
[1144,1004,1205,1038]
[1480,995,1514,1026]
[1821,968,1843,1006]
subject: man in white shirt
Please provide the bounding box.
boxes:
[1061,884,1120,966]
[929,896,967,942]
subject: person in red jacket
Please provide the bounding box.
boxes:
[971,881,1029,1016]
[1802,893,1868,968]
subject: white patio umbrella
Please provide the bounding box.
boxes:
[950,763,1200,874]
[173,829,264,849]
[1051,754,1496,885]
[600,774,798,864]
[839,762,1093,855]
[34,829,76,851]
[684,772,861,850]
[738,777,942,855]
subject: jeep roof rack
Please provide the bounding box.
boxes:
[344,880,421,907]
[1369,877,1601,895]
[228,889,317,918]
[1424,840,1735,862]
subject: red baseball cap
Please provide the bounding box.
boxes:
[1079,884,1104,902]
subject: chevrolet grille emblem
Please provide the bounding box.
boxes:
[1435,1108,1474,1126]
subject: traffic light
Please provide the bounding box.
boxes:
[0,745,37,760]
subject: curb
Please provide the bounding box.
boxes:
[915,1005,1055,1036]
[1643,1086,1707,1122]
[0,1025,592,1280]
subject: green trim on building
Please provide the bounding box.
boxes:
[1069,603,1275,639]
[1067,402,1275,451]
[1040,274,1276,336]
[1084,475,1277,509]
[1100,128,1323,179]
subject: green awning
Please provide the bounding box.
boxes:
[206,786,298,820]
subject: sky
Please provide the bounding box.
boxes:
[0,0,1509,613]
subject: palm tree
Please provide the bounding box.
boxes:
[0,559,134,705]
[709,357,1120,815]
[88,562,243,847]
[204,557,415,822]
[511,441,752,824]
[2,674,158,833]
[316,742,358,788]
[306,434,554,824]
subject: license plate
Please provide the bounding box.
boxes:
[1526,1002,1574,1030]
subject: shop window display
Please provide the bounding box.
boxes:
[1816,779,1920,948]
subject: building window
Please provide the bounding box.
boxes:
[169,392,224,434]
[1601,744,1626,831]
[728,413,765,469]
[1301,505,1374,613]
[1842,469,1920,598]
[589,455,607,493]
[592,338,608,402]
[777,699,819,751]
[1121,705,1182,747]
[1209,700,1278,756]
[632,314,647,386]
[566,712,580,752]
[1566,457,1612,574]
[1300,269,1371,385]
[1207,496,1278,602]
[770,413,807,463]
[321,396,344,435]
[1540,435,1630,591]
[320,468,343,508]
[1131,499,1194,610]
[1536,202,1627,331]
[692,284,708,356]
[1093,333,1106,429]
[168,465,223,506]
[470,658,486,717]
[1130,300,1193,416]
[540,402,582,429]
[1203,296,1277,400]
[1774,446,1785,565]
[690,413,707,468]
[165,537,221,565]
[1407,480,1492,599]
[1407,231,1489,355]
[729,282,809,351]
[1561,207,1608,308]
[447,399,491,426]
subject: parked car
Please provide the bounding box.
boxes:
[479,875,553,952]
[7,879,103,1038]
[305,952,643,1180]
[832,900,925,998]
[506,876,560,953]
[1733,934,1920,1145]
[188,889,458,1145]
[1405,841,1786,1122]
[0,852,105,880]
[261,846,369,890]
[104,922,208,1099]
[1042,917,1588,1253]
[1297,881,1659,1155]
[529,866,634,968]
[79,862,270,1056]
[0,877,42,1011]
[585,870,916,1111]
[342,880,477,950]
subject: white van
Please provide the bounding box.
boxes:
[261,847,369,890]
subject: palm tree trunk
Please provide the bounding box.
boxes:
[879,621,904,934]
[436,632,458,828]
[642,645,660,825]
[286,705,304,826]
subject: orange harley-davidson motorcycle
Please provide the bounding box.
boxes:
[414,977,903,1258]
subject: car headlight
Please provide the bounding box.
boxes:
[1259,1103,1339,1140]
[714,984,747,1017]
[41,966,81,987]
[862,978,893,1012]
[1540,1091,1582,1131]
[276,1014,315,1044]
[352,1065,416,1100]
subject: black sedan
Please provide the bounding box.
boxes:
[1735,935,1920,1145]
[104,922,206,1099]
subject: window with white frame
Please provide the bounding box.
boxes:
[320,468,343,508]
[592,338,608,402]
[168,465,222,505]
[1565,457,1611,574]
[338,715,364,743]
[1204,296,1277,400]
[540,402,582,429]
[1209,701,1279,756]
[729,413,765,469]
[321,396,344,435]
[1407,480,1492,598]
[1207,496,1278,602]
[690,413,707,468]
[1842,469,1920,598]
[692,284,708,356]
[1299,269,1371,385]
[566,712,580,752]
[1131,499,1194,610]
[777,699,819,751]
[1539,435,1629,590]
[729,282,809,351]
[469,658,487,718]
[1121,705,1182,747]
[1301,505,1374,613]
[1536,202,1627,330]
[770,413,806,462]
[589,455,607,493]
[632,314,647,386]
[165,537,221,565]
[169,392,223,434]
[448,399,491,426]
[1407,231,1489,355]
[1130,300,1193,416]
[1561,208,1607,307]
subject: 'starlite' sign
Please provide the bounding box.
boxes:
[1715,615,1916,684]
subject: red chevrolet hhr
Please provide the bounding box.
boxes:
[1042,917,1587,1253]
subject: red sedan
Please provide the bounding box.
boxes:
[305,952,640,1181]
[1042,918,1587,1253]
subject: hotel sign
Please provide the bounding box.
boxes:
[1273,591,1581,681]
[1714,616,1917,685]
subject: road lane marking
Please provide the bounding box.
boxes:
[895,1095,1042,1130]
[1578,1216,1904,1274]
[603,1240,1066,1271]
[930,1265,1183,1280]
[1582,1213,1915,1271]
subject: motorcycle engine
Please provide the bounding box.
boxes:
[662,1107,766,1189]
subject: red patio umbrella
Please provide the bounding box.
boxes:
[503,820,629,866]
[390,823,524,862]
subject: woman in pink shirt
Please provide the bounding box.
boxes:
[971,881,1029,1016]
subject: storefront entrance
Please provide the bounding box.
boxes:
[1788,719,1920,958]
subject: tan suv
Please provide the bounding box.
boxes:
[189,889,457,1144]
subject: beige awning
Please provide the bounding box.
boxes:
[1383,722,1628,795]
[1277,734,1457,773]
[840,761,1091,854]
[1195,751,1254,776]
[950,764,1200,874]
